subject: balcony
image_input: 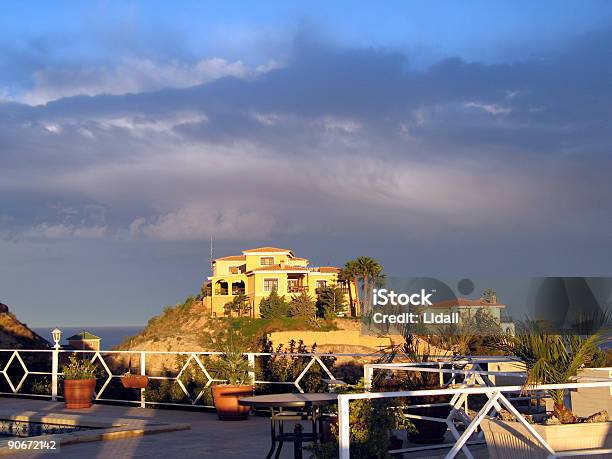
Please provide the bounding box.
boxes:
[287,284,308,293]
[315,286,349,294]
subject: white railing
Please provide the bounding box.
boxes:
[0,348,379,408]
[0,349,535,410]
[337,380,612,459]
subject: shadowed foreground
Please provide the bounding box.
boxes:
[0,398,487,458]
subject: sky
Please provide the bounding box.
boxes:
[1,1,612,326]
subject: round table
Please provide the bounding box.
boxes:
[239,393,338,459]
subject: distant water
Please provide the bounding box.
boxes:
[33,326,144,350]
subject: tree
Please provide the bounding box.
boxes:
[317,285,348,319]
[223,293,251,317]
[289,291,317,318]
[259,290,290,319]
[341,261,359,315]
[349,257,384,317]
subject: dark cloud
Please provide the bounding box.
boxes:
[1,29,612,325]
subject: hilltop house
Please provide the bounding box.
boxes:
[202,247,355,317]
[429,290,515,335]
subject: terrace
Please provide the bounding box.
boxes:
[0,344,609,458]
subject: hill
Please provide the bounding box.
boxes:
[0,302,50,349]
[112,296,394,373]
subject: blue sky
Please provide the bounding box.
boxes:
[1,1,612,326]
[3,1,612,98]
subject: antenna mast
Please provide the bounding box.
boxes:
[209,235,214,275]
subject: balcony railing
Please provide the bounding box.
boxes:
[287,285,308,293]
[315,286,349,294]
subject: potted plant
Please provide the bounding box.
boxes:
[207,326,254,421]
[310,378,414,459]
[482,321,611,458]
[121,371,149,389]
[121,354,148,389]
[62,354,98,409]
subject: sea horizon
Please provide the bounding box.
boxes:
[33,325,145,349]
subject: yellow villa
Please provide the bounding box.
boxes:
[202,247,356,317]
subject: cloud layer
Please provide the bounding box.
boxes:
[1,27,612,328]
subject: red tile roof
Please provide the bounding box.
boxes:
[214,255,246,262]
[243,247,293,253]
[317,266,340,273]
[430,298,504,308]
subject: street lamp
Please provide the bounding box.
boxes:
[50,328,62,401]
[51,328,61,349]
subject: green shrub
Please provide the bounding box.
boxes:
[62,354,98,380]
[259,291,290,319]
[223,293,251,317]
[316,285,347,318]
[260,339,336,393]
[310,379,412,459]
[289,292,317,318]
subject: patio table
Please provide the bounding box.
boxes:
[239,393,338,459]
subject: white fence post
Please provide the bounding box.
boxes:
[338,394,350,459]
[51,347,59,401]
[364,364,373,390]
[140,352,146,408]
[247,353,256,385]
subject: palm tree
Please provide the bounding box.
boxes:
[341,260,360,316]
[355,256,383,316]
[489,321,603,423]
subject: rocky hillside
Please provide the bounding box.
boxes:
[112,296,391,373]
[115,296,211,353]
[0,302,50,349]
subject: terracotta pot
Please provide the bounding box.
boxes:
[121,375,149,389]
[63,379,96,409]
[212,385,253,421]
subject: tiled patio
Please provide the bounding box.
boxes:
[0,398,487,458]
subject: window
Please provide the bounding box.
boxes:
[316,280,327,288]
[260,257,274,266]
[264,278,278,292]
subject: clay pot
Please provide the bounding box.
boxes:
[63,379,96,409]
[211,385,253,421]
[121,375,149,389]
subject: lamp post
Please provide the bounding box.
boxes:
[51,328,61,401]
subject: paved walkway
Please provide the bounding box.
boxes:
[0,398,487,458]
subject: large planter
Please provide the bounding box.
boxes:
[405,396,451,444]
[121,374,149,389]
[481,418,612,459]
[211,385,253,421]
[63,379,96,409]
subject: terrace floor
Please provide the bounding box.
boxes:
[0,398,487,458]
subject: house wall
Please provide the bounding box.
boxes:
[244,252,289,271]
[212,259,245,276]
[204,270,349,317]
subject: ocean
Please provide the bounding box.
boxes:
[33,326,144,350]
